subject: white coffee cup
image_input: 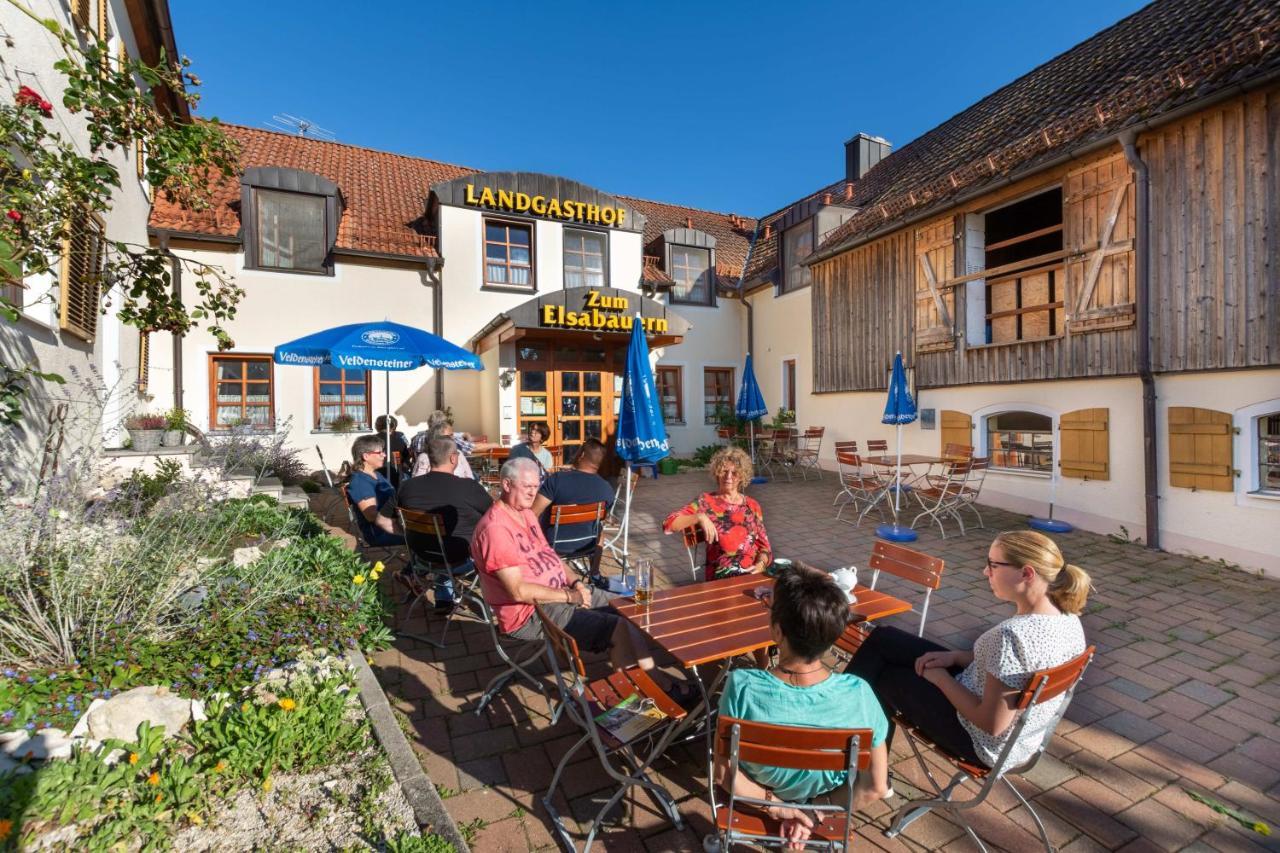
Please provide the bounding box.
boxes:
[831,566,858,603]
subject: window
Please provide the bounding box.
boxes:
[986,411,1053,473]
[783,359,797,412]
[564,229,605,288]
[703,367,734,424]
[782,221,814,293]
[970,188,1065,344]
[656,366,683,424]
[255,189,328,272]
[58,209,106,341]
[485,220,533,289]
[209,354,273,429]
[1258,413,1280,494]
[670,245,712,305]
[314,365,371,429]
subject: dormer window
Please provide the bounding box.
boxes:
[670,246,712,305]
[782,220,814,293]
[241,167,343,275]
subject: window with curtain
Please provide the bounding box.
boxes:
[670,245,712,305]
[703,367,734,424]
[210,354,273,429]
[986,411,1053,473]
[782,221,814,293]
[255,189,328,272]
[656,366,683,424]
[1258,413,1280,494]
[485,220,533,288]
[564,229,605,288]
[315,365,371,429]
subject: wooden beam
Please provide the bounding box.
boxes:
[984,223,1064,253]
[918,253,953,330]
[941,248,1072,288]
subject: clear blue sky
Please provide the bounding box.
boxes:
[172,0,1150,216]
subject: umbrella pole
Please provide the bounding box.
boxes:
[385,372,392,478]
[620,464,632,571]
[876,421,918,542]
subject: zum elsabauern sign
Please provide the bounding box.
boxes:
[464,184,629,227]
[541,290,669,334]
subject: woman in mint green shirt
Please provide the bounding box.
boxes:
[715,566,891,848]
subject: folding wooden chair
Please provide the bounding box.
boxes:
[865,439,889,455]
[536,603,688,852]
[472,593,559,721]
[681,522,709,582]
[910,460,973,539]
[865,540,945,637]
[833,451,885,526]
[708,716,873,852]
[794,426,826,480]
[887,646,1097,852]
[395,507,486,648]
[762,428,797,481]
[339,483,401,564]
[953,457,989,529]
[547,501,607,578]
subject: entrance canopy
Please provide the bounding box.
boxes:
[472,286,690,351]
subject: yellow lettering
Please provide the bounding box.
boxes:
[465,184,478,205]
[497,189,514,209]
[546,198,562,218]
[585,204,599,224]
[653,318,668,333]
[561,200,577,220]
[479,187,496,207]
[531,195,547,215]
[616,208,627,227]
[590,309,605,328]
[601,207,617,226]
[605,314,621,330]
[542,305,557,326]
[585,290,600,308]
[621,315,633,330]
[515,192,531,212]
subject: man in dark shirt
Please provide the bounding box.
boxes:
[532,438,615,585]
[385,436,492,612]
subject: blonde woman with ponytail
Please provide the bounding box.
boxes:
[845,531,1091,770]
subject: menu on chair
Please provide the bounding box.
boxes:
[594,694,668,743]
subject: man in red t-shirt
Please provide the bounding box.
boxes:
[472,456,647,671]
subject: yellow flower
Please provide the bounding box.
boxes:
[147,772,160,786]
[154,793,163,804]
[261,776,274,793]
[240,702,251,714]
[0,819,12,841]
[1255,822,1271,836]
[277,698,297,712]
[372,561,385,574]
[188,812,204,826]
[21,168,32,181]
[213,760,227,773]
[128,752,139,765]
[353,574,366,585]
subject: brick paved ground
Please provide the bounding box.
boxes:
[336,468,1280,852]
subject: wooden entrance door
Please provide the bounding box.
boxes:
[515,342,616,460]
[556,368,610,454]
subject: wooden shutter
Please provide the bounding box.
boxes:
[137,332,150,394]
[912,216,957,353]
[1063,154,1136,332]
[1168,407,1236,491]
[70,0,91,30]
[1059,408,1110,480]
[940,410,972,453]
[58,211,105,342]
[96,0,109,38]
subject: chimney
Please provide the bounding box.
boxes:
[685,216,694,229]
[845,133,891,181]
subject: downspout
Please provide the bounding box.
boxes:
[155,231,183,409]
[1119,130,1159,550]
[733,224,762,354]
[423,257,445,411]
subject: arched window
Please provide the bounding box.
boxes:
[1258,411,1280,494]
[986,410,1053,473]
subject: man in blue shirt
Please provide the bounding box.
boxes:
[531,438,614,583]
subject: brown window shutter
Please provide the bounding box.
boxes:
[1168,407,1235,491]
[58,211,105,342]
[1059,408,1110,480]
[912,215,956,353]
[1063,153,1136,332]
[96,0,109,38]
[137,332,150,393]
[70,0,91,30]
[940,410,972,453]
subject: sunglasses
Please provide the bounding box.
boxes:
[985,559,1018,571]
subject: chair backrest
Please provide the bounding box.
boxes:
[943,442,974,461]
[534,602,588,679]
[391,450,403,468]
[987,646,1096,776]
[866,439,889,454]
[962,457,990,492]
[339,483,361,534]
[833,440,858,454]
[868,540,945,636]
[398,506,454,568]
[835,451,866,480]
[608,470,640,524]
[548,501,606,554]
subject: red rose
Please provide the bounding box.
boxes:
[6,210,21,222]
[39,100,53,114]
[15,86,52,117]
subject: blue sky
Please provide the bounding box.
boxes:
[172,0,1150,216]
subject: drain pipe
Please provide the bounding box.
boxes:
[423,258,445,412]
[1119,130,1159,550]
[733,224,762,354]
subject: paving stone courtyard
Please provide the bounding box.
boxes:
[322,468,1280,852]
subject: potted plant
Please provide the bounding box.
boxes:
[123,412,166,451]
[328,413,358,434]
[162,407,189,446]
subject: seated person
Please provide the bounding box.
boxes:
[508,422,553,475]
[845,531,1090,771]
[345,434,404,547]
[411,421,475,481]
[471,457,659,678]
[663,446,772,580]
[388,436,492,613]
[531,438,614,580]
[371,415,411,486]
[716,566,890,846]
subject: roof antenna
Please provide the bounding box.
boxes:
[265,113,336,141]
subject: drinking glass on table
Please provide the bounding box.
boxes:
[632,558,653,605]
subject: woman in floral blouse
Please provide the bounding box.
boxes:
[664,446,772,581]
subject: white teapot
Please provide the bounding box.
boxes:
[830,566,858,603]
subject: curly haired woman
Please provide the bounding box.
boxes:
[663,445,772,581]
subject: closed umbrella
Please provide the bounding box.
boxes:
[736,353,769,484]
[274,320,483,468]
[610,313,670,570]
[877,351,919,543]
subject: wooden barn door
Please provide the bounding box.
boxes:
[1063,154,1136,332]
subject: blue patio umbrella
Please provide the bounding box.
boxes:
[274,320,483,463]
[877,351,920,543]
[608,315,670,569]
[737,353,769,483]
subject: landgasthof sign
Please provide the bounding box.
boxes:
[464,184,628,227]
[540,289,669,334]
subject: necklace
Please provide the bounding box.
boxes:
[772,661,829,685]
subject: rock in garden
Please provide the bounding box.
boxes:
[232,545,264,568]
[85,685,192,743]
[0,730,30,755]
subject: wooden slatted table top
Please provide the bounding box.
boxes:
[864,454,946,466]
[613,573,911,668]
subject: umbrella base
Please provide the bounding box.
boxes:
[875,524,918,543]
[750,476,768,485]
[1028,517,1074,533]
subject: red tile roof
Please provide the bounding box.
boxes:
[619,196,756,283]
